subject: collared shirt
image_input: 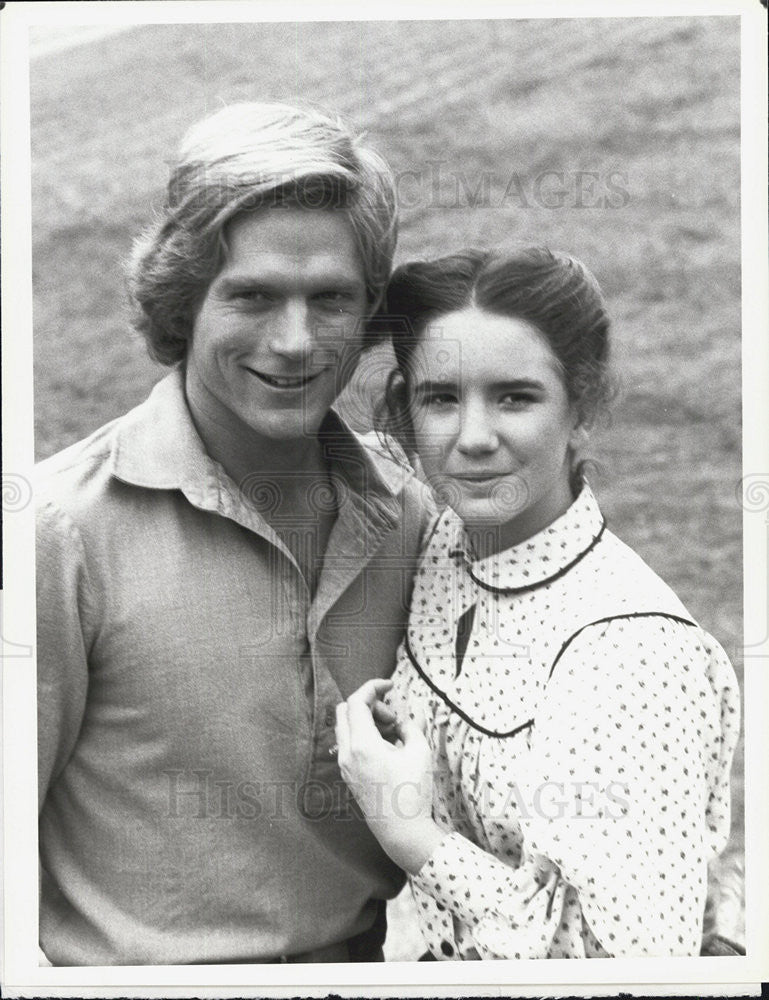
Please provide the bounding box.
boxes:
[36,369,432,966]
[388,485,740,959]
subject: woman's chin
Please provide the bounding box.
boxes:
[454,502,518,534]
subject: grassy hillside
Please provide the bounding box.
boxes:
[30,16,743,960]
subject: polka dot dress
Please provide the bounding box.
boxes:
[387,484,740,960]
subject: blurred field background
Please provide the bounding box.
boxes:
[30,16,742,960]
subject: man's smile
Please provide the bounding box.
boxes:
[245,367,326,389]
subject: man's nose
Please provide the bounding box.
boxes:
[455,401,498,455]
[267,300,315,359]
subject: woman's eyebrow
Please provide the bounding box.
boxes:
[411,379,458,395]
[412,378,547,393]
[490,379,546,392]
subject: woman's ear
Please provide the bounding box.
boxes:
[569,420,590,454]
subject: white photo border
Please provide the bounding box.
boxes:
[2,0,767,995]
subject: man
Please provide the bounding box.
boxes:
[35,102,431,965]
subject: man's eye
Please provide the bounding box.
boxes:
[233,290,271,303]
[315,291,352,305]
[500,393,536,408]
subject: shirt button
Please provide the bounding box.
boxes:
[325,706,335,727]
[440,939,454,956]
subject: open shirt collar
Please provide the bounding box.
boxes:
[109,368,402,530]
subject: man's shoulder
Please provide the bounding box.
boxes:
[354,430,410,485]
[354,430,436,516]
[34,374,180,517]
[33,387,163,532]
[35,416,124,506]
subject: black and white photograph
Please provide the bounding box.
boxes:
[1,0,767,995]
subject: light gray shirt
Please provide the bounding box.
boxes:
[36,368,432,965]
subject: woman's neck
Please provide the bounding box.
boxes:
[466,478,576,560]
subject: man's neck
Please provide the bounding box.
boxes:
[184,380,326,491]
[184,379,339,595]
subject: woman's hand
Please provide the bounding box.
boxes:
[335,679,444,875]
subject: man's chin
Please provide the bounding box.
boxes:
[242,409,332,444]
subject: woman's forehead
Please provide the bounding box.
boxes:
[415,307,562,379]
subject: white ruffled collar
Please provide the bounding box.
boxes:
[439,482,606,594]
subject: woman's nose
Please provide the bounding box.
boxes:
[455,403,498,454]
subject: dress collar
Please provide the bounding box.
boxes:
[446,482,606,594]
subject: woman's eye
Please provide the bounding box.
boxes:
[422,393,458,408]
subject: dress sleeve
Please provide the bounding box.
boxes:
[36,499,93,811]
[410,616,739,959]
[516,616,740,956]
[412,830,566,959]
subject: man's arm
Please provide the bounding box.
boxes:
[36,498,91,811]
[37,498,94,966]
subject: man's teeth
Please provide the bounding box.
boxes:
[258,372,315,387]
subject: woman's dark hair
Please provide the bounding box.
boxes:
[376,246,614,485]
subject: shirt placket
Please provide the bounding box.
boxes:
[301,492,398,820]
[185,471,320,786]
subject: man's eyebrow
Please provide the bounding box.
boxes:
[215,276,269,292]
[217,273,365,291]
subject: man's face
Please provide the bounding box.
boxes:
[185,207,368,447]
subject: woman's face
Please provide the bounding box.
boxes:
[407,307,582,552]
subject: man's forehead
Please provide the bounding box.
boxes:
[223,207,365,276]
[217,265,364,288]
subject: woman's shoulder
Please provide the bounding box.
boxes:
[544,523,739,689]
[546,575,738,717]
[570,525,695,625]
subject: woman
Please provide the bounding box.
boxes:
[335,247,740,959]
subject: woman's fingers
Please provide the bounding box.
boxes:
[336,680,403,761]
[346,692,384,745]
[342,679,396,745]
[348,678,393,707]
[372,700,397,725]
[399,719,428,744]
[334,702,350,759]
[371,699,400,743]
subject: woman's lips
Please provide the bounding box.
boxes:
[449,473,509,482]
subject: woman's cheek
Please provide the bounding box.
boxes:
[415,415,455,469]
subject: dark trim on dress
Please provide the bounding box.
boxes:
[546,611,699,681]
[421,509,448,553]
[405,610,698,739]
[403,632,535,739]
[465,519,607,596]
